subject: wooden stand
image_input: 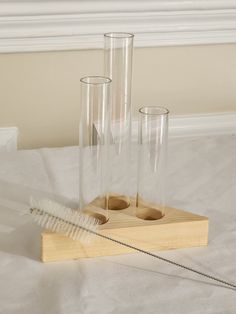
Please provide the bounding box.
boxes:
[41,198,208,262]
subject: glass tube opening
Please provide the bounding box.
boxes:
[80,76,111,85]
[139,106,169,116]
[104,32,134,39]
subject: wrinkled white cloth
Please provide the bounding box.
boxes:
[0,135,236,314]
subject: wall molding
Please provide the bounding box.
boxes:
[0,0,236,53]
[132,112,236,139]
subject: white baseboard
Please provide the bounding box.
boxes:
[0,127,18,151]
[132,112,236,139]
[169,112,236,137]
[94,112,236,144]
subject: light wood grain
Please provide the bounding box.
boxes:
[41,198,208,262]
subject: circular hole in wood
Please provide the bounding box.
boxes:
[84,211,108,225]
[108,195,130,210]
[136,208,164,220]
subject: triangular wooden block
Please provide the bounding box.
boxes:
[41,203,208,262]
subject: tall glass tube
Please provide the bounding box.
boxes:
[136,106,169,220]
[79,76,111,222]
[104,32,134,210]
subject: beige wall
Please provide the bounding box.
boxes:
[0,44,235,149]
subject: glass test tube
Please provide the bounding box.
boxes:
[136,106,169,220]
[104,32,134,209]
[79,76,111,222]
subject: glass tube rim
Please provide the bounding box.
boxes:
[139,106,169,116]
[104,32,134,39]
[80,76,112,85]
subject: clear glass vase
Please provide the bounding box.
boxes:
[136,106,169,220]
[104,32,134,210]
[79,76,111,222]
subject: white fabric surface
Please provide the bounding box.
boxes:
[0,135,235,314]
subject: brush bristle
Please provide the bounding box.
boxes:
[30,198,99,242]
